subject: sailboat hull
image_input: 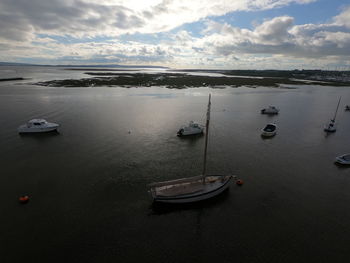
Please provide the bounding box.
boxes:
[324,127,336,132]
[324,123,336,132]
[149,175,233,204]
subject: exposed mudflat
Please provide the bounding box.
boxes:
[34,72,345,88]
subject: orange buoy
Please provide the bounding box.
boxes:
[236,179,244,186]
[19,195,29,204]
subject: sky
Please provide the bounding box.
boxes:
[0,0,349,69]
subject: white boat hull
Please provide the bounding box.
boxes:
[178,128,203,136]
[261,106,279,115]
[324,124,336,132]
[149,175,233,204]
[261,131,276,137]
[18,123,59,133]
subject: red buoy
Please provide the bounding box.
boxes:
[236,179,244,186]
[19,195,29,204]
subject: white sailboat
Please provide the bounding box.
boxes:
[148,94,234,204]
[324,97,341,133]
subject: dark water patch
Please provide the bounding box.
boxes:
[334,162,350,169]
[0,77,25,81]
[2,81,350,262]
[18,130,60,138]
[150,188,231,215]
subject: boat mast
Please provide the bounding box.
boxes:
[332,96,341,121]
[202,94,211,181]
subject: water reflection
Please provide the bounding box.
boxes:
[334,162,350,169]
[19,130,60,139]
[149,189,231,215]
[2,70,350,263]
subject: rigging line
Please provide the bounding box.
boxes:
[202,94,211,181]
[332,96,341,121]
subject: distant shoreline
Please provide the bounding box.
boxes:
[34,72,350,88]
[1,64,348,87]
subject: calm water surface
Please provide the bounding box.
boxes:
[1,67,350,262]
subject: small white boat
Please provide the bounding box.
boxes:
[149,95,234,204]
[18,119,59,133]
[261,106,279,115]
[335,154,350,165]
[324,97,341,133]
[261,123,277,137]
[177,121,204,136]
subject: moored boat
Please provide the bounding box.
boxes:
[177,121,204,136]
[324,97,341,133]
[18,119,59,133]
[261,123,277,137]
[261,106,279,115]
[148,175,233,203]
[324,119,336,132]
[335,154,350,165]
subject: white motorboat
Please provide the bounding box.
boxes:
[18,119,59,133]
[324,97,341,133]
[335,154,350,165]
[261,123,277,137]
[149,95,234,204]
[177,121,204,136]
[261,106,279,115]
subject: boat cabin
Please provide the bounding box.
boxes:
[27,119,47,127]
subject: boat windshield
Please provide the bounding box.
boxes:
[342,155,350,161]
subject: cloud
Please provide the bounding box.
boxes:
[0,39,174,65]
[197,7,350,60]
[334,6,350,28]
[1,0,349,69]
[254,16,294,44]
[0,0,315,42]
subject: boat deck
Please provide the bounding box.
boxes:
[154,176,226,197]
